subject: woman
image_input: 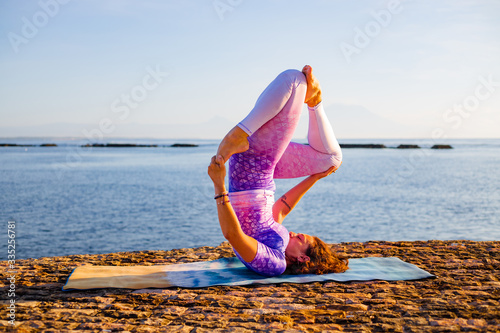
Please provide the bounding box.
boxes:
[208,65,348,277]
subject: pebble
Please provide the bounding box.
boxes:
[1,240,499,332]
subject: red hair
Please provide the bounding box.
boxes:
[287,237,348,275]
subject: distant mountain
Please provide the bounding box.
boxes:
[0,122,89,138]
[0,104,430,139]
[0,117,235,139]
[290,103,430,139]
[110,116,235,139]
[322,103,430,139]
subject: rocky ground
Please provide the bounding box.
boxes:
[1,240,499,332]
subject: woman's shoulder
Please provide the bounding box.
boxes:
[251,243,288,277]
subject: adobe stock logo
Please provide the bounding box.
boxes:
[340,0,410,63]
[395,74,499,181]
[7,0,72,54]
[51,64,169,181]
[80,65,169,144]
[212,0,243,21]
[442,75,499,129]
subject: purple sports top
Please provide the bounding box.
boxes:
[228,189,290,277]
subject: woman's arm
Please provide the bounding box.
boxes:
[208,155,257,262]
[273,164,339,224]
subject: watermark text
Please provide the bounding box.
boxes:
[340,0,409,63]
[213,0,243,21]
[51,65,169,179]
[7,0,72,53]
[7,220,17,326]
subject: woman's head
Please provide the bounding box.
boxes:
[285,232,348,275]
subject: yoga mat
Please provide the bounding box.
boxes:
[63,256,434,290]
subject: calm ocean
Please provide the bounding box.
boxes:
[1,138,499,260]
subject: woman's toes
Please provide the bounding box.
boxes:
[302,65,312,78]
[302,65,322,106]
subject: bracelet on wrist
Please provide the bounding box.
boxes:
[214,191,228,200]
[217,198,230,205]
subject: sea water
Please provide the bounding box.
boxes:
[1,138,499,260]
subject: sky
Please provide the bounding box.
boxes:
[0,0,499,139]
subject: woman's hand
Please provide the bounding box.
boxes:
[208,155,226,189]
[311,162,342,180]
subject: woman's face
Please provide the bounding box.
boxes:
[285,232,315,264]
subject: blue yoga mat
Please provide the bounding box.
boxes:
[63,256,434,290]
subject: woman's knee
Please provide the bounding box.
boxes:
[326,153,342,169]
[278,69,307,88]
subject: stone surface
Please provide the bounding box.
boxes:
[339,144,387,149]
[397,144,421,149]
[81,143,158,148]
[170,143,199,147]
[1,240,499,332]
[431,144,453,149]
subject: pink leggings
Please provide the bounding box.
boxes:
[228,69,342,192]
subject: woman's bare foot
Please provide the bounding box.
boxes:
[302,65,322,107]
[216,125,249,163]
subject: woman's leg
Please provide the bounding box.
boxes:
[217,68,313,163]
[228,69,307,192]
[307,102,342,155]
[273,103,342,179]
[237,70,303,136]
